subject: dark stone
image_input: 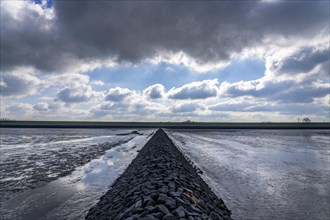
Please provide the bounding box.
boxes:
[174,206,186,218]
[169,191,181,198]
[168,182,175,189]
[165,197,177,210]
[163,213,178,220]
[138,215,158,220]
[151,212,165,219]
[146,198,156,206]
[210,211,223,220]
[156,204,170,215]
[135,199,142,208]
[145,205,157,213]
[157,193,169,204]
[125,215,139,220]
[133,207,144,214]
[175,197,188,207]
[142,188,152,196]
[160,185,169,194]
[182,187,193,194]
[189,205,203,214]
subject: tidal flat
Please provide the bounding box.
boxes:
[0,128,329,219]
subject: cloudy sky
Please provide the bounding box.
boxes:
[0,0,329,122]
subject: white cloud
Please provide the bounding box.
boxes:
[56,85,103,103]
[105,87,136,102]
[220,78,329,104]
[168,79,219,100]
[171,103,205,113]
[47,74,90,87]
[143,84,165,99]
[149,51,230,73]
[0,67,45,97]
[4,103,33,119]
[1,0,54,23]
[267,42,329,76]
[91,86,168,119]
[33,102,49,112]
[91,80,105,86]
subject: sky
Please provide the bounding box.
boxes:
[0,0,329,122]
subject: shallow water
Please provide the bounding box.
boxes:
[0,128,154,219]
[1,128,329,219]
[167,129,330,220]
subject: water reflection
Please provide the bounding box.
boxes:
[1,130,154,220]
[169,130,330,220]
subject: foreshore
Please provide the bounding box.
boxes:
[86,129,232,220]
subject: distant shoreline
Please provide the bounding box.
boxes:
[1,121,329,129]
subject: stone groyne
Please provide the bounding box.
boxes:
[86,129,232,220]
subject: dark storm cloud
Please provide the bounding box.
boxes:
[1,0,328,72]
[273,47,329,75]
[250,1,329,37]
[0,3,70,72]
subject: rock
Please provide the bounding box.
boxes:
[140,210,150,217]
[156,204,170,215]
[143,196,151,205]
[151,212,165,219]
[175,197,187,207]
[182,187,193,194]
[160,185,169,194]
[163,213,178,220]
[168,182,175,189]
[138,215,158,220]
[174,206,186,218]
[124,215,139,220]
[145,206,157,212]
[210,211,223,220]
[165,197,177,210]
[133,207,144,214]
[157,193,168,204]
[146,198,156,206]
[135,199,142,208]
[150,192,159,201]
[169,191,181,198]
[189,205,203,214]
[142,188,152,196]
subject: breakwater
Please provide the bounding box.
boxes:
[86,129,232,220]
